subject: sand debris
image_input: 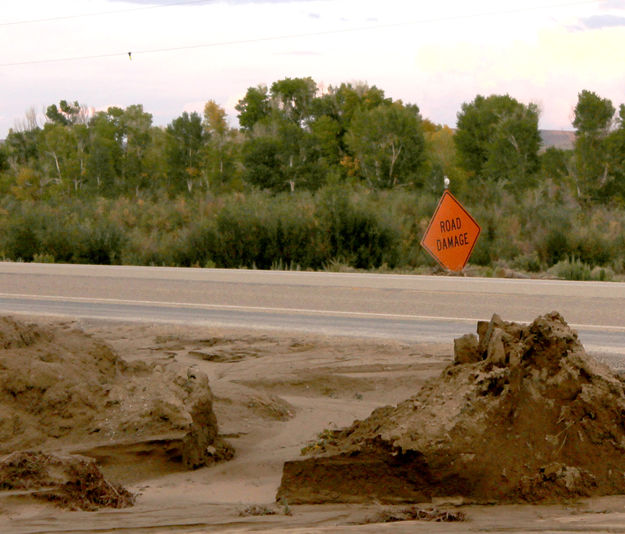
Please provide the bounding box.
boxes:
[278,312,625,504]
[0,316,233,471]
[364,505,466,523]
[0,451,134,510]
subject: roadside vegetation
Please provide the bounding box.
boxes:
[1,80,624,280]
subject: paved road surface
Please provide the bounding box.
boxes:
[0,262,623,362]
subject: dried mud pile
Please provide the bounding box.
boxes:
[278,312,625,504]
[0,316,232,485]
[0,451,134,510]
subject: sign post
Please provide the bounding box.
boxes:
[420,190,481,272]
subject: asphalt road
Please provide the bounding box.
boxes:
[0,262,624,360]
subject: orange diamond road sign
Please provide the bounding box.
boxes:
[420,190,481,272]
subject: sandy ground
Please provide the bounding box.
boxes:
[3,316,625,533]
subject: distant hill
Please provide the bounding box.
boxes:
[539,130,575,151]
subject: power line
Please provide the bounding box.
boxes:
[0,0,212,27]
[0,0,599,68]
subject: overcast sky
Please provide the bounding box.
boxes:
[1,0,624,137]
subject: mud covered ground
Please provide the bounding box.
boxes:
[3,316,625,533]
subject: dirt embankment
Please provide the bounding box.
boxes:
[0,316,233,508]
[278,312,625,504]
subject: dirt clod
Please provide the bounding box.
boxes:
[278,312,625,504]
[365,505,466,524]
[0,451,134,510]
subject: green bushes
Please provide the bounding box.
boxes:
[77,220,125,265]
[316,187,398,269]
[548,257,614,281]
[4,214,40,262]
[1,185,625,277]
[168,189,397,269]
[0,202,125,264]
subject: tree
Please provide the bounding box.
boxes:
[241,119,324,192]
[9,167,46,201]
[572,90,616,201]
[241,135,285,190]
[312,82,391,128]
[235,85,270,131]
[310,82,392,171]
[42,123,81,191]
[3,127,41,172]
[573,90,615,134]
[203,100,237,187]
[86,111,122,193]
[604,104,625,201]
[540,147,572,181]
[422,120,468,194]
[45,100,86,126]
[165,111,205,192]
[483,103,541,189]
[454,94,541,191]
[119,104,153,190]
[275,118,325,191]
[0,144,8,173]
[309,114,342,167]
[269,77,317,127]
[345,102,426,188]
[237,78,328,191]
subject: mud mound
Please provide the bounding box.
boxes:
[278,312,625,504]
[0,316,231,470]
[0,451,134,510]
[0,316,53,348]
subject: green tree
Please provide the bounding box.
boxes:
[0,144,8,173]
[45,100,84,126]
[422,120,468,194]
[269,77,317,126]
[235,85,270,131]
[312,82,391,128]
[237,78,328,191]
[241,120,324,192]
[276,119,325,191]
[572,90,616,201]
[118,104,153,190]
[142,126,169,191]
[345,102,426,188]
[203,100,238,188]
[165,111,205,193]
[86,111,122,193]
[604,104,625,201]
[310,82,392,172]
[241,135,285,190]
[87,105,154,193]
[41,123,82,192]
[309,114,342,168]
[455,94,541,191]
[483,103,541,188]
[3,129,40,173]
[540,147,572,181]
[9,167,46,200]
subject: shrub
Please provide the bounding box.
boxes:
[4,215,40,261]
[316,187,398,269]
[76,220,125,265]
[548,257,595,281]
[511,251,542,273]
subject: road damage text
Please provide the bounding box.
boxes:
[436,218,469,251]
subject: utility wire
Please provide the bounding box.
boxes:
[0,0,600,68]
[0,0,212,27]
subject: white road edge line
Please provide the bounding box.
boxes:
[0,292,623,333]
